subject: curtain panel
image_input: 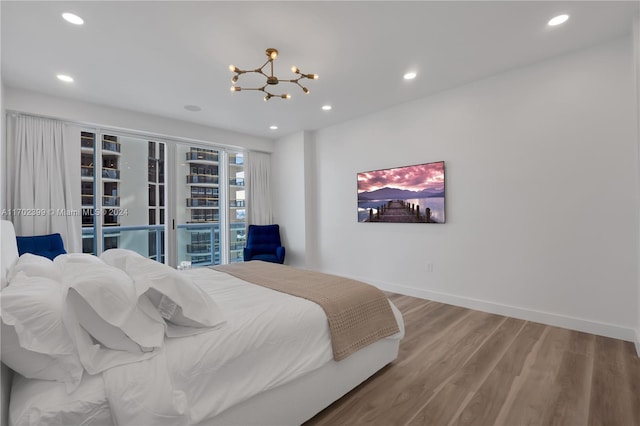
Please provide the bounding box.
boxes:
[246,151,273,225]
[6,114,81,252]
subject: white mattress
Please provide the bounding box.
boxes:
[10,268,403,425]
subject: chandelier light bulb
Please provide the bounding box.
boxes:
[302,87,309,94]
[231,76,238,83]
[267,48,279,60]
[291,66,299,73]
[284,94,291,99]
[231,86,241,92]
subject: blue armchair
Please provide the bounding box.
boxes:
[16,233,67,260]
[243,224,285,264]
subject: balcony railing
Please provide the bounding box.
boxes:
[103,196,120,207]
[102,140,121,153]
[229,178,245,186]
[82,222,245,266]
[187,198,218,208]
[102,168,120,179]
[191,188,218,198]
[186,152,218,162]
[81,166,94,177]
[178,222,220,266]
[187,175,218,185]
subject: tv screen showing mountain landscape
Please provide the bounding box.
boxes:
[357,161,445,223]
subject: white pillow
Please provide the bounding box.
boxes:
[61,262,165,374]
[101,250,225,337]
[99,248,143,271]
[67,289,150,353]
[7,253,62,283]
[1,219,19,289]
[53,253,104,266]
[1,322,72,381]
[0,272,83,391]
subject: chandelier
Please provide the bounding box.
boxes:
[229,48,318,101]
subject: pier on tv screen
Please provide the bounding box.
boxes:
[357,161,445,223]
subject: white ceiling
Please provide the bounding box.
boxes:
[2,1,638,140]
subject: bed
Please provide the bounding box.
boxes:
[0,220,404,425]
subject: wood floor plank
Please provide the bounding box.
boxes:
[497,326,574,426]
[361,311,506,425]
[541,351,593,426]
[305,294,640,426]
[406,317,524,426]
[306,301,473,425]
[588,336,638,426]
[427,321,547,426]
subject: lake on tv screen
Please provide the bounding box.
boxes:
[357,197,445,223]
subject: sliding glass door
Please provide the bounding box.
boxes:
[228,152,246,263]
[81,129,246,266]
[176,145,221,266]
[81,130,167,260]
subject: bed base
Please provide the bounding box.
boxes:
[201,337,399,426]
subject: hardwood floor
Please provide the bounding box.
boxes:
[305,294,640,426]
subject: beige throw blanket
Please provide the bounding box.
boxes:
[212,261,400,361]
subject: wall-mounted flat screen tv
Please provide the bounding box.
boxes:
[357,161,445,223]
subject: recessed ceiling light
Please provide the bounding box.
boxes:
[62,12,84,25]
[548,14,569,26]
[56,74,74,83]
[404,72,417,80]
[184,105,202,112]
[270,125,278,130]
[322,105,332,111]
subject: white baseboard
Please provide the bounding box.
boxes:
[351,277,637,344]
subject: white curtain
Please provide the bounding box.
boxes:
[6,114,81,252]
[246,151,273,225]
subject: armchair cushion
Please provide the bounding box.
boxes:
[16,233,67,260]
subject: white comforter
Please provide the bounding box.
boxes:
[12,268,334,425]
[103,268,334,425]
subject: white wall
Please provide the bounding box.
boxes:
[1,80,5,213]
[272,131,307,266]
[296,36,638,341]
[271,130,319,268]
[634,13,640,355]
[4,88,274,153]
